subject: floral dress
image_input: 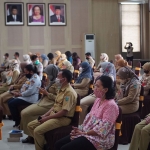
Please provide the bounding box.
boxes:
[74,98,119,150]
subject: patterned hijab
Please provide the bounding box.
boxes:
[101,62,116,81]
[75,62,93,83]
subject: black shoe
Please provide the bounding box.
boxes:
[3,115,6,119]
[22,136,34,144]
[22,138,30,143]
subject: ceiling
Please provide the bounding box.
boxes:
[118,0,148,3]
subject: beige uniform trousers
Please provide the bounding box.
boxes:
[79,94,96,125]
[27,115,71,150]
[129,120,150,150]
[0,90,19,115]
[20,104,50,136]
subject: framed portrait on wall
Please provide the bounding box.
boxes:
[27,3,46,26]
[4,2,24,26]
[48,3,66,26]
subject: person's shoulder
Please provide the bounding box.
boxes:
[105,99,119,110]
[64,84,77,96]
[51,14,56,18]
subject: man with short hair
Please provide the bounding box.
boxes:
[7,5,22,22]
[14,52,21,66]
[27,69,77,150]
[30,55,43,80]
[50,6,64,23]
[0,53,9,71]
[85,52,95,68]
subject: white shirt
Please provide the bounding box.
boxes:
[13,15,16,21]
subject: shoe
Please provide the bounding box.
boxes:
[22,136,34,144]
[22,138,30,143]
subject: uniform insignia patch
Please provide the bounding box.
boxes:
[65,96,70,101]
[133,84,137,89]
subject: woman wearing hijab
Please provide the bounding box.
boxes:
[41,54,49,68]
[0,63,28,119]
[57,54,67,69]
[116,67,141,114]
[23,54,32,65]
[72,62,93,97]
[62,60,74,73]
[79,62,116,125]
[0,59,20,94]
[21,64,59,144]
[54,50,61,65]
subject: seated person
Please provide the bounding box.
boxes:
[140,62,150,96]
[41,54,49,69]
[7,64,41,127]
[62,60,74,73]
[55,76,119,150]
[72,62,93,97]
[129,113,150,150]
[115,59,128,73]
[85,52,95,68]
[79,61,116,125]
[116,67,141,114]
[47,53,55,65]
[27,69,77,150]
[114,54,123,69]
[30,55,43,80]
[57,54,67,69]
[54,50,61,65]
[0,59,20,94]
[0,53,9,74]
[22,54,32,65]
[65,51,73,64]
[21,64,59,143]
[0,63,27,118]
[72,52,81,70]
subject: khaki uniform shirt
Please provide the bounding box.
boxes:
[52,84,77,117]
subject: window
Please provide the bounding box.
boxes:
[121,4,141,52]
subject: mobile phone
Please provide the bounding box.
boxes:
[37,116,42,121]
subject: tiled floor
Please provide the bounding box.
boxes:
[0,120,130,150]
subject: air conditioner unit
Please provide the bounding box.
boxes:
[82,34,96,60]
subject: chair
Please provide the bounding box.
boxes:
[134,61,141,77]
[44,94,81,150]
[141,90,150,119]
[118,86,144,144]
[0,105,4,140]
[108,107,122,150]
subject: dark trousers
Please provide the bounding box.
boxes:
[55,135,96,150]
[126,56,133,62]
[8,98,31,126]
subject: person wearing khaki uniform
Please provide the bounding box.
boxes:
[72,62,92,97]
[0,59,20,94]
[27,70,77,150]
[140,62,150,96]
[117,67,141,114]
[21,64,59,143]
[129,114,150,150]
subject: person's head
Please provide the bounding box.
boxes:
[55,6,61,15]
[55,50,61,57]
[3,53,9,59]
[142,62,150,75]
[60,54,67,61]
[62,61,72,69]
[10,59,18,70]
[32,5,41,16]
[14,52,19,59]
[72,52,79,59]
[41,54,49,61]
[24,64,38,79]
[80,62,90,73]
[56,69,72,88]
[44,64,59,81]
[129,42,133,47]
[100,53,109,62]
[23,54,31,64]
[85,52,91,59]
[94,76,115,100]
[47,53,54,60]
[117,59,128,68]
[117,67,138,84]
[65,51,72,58]
[31,55,40,65]
[11,6,18,15]
[115,54,123,62]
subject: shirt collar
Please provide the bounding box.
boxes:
[60,83,70,92]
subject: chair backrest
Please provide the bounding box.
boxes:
[134,61,141,76]
[109,107,122,150]
[70,94,80,127]
[138,85,144,113]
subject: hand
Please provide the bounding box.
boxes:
[38,87,48,95]
[13,92,21,97]
[70,126,84,136]
[39,116,50,123]
[9,85,14,90]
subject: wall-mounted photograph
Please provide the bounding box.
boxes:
[5,2,24,26]
[49,3,66,26]
[27,3,46,26]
